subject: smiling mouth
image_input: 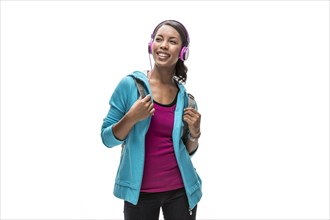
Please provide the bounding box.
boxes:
[157,52,170,59]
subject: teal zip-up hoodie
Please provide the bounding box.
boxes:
[101,70,202,209]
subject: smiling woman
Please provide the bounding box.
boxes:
[101,20,202,220]
[1,1,329,219]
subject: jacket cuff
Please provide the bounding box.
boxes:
[101,125,124,148]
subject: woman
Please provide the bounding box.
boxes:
[101,20,202,220]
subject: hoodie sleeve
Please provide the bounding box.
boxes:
[100,76,135,148]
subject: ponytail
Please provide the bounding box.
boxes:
[174,59,188,84]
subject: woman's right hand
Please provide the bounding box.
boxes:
[112,94,155,141]
[127,94,155,123]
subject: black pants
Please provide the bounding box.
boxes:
[124,188,197,220]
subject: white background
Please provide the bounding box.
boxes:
[1,1,329,219]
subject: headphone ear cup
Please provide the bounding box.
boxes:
[179,47,189,61]
[148,40,153,54]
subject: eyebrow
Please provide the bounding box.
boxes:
[155,34,178,40]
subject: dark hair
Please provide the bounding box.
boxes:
[151,20,190,83]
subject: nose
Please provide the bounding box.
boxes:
[160,40,168,50]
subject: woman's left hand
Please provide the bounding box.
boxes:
[183,107,201,137]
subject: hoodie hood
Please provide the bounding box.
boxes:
[128,70,187,96]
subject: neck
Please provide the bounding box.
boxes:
[149,66,175,84]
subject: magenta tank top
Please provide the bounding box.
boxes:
[140,95,184,192]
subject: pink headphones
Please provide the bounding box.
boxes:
[148,20,190,61]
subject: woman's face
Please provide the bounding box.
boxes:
[152,25,183,69]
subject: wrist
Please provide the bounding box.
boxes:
[188,132,201,142]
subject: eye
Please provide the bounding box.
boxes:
[155,37,162,42]
[170,40,177,44]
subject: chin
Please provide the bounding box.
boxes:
[155,62,175,70]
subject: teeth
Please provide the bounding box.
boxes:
[158,53,169,58]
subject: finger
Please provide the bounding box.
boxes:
[184,114,201,125]
[184,108,198,116]
[184,110,200,119]
[150,108,156,115]
[183,115,194,124]
[141,94,151,102]
[148,102,154,111]
[184,107,196,112]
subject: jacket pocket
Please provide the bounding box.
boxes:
[115,179,139,190]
